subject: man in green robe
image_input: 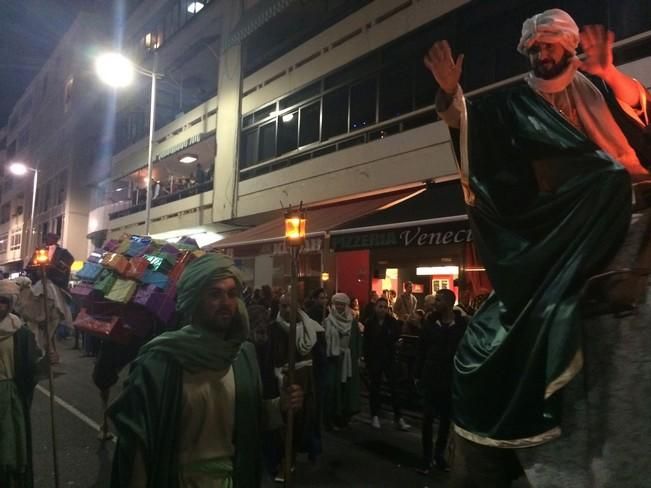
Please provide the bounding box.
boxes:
[0,280,40,488]
[108,253,302,487]
[424,8,651,487]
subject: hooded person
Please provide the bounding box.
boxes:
[0,280,41,488]
[322,293,361,429]
[108,253,302,488]
[424,8,651,488]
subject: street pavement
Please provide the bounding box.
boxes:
[31,339,449,488]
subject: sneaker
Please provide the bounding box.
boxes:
[395,417,411,431]
[435,456,451,472]
[371,416,381,429]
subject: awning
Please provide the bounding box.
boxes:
[211,190,418,249]
[330,180,470,251]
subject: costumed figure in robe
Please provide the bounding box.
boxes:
[423,8,651,487]
[107,253,303,487]
[271,294,324,467]
[323,293,362,430]
[0,280,42,488]
[18,233,74,364]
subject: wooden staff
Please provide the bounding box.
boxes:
[39,262,60,488]
[284,245,299,487]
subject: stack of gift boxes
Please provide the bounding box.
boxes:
[71,234,204,344]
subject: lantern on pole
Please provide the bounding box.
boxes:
[32,248,61,488]
[283,203,306,487]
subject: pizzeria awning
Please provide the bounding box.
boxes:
[330,180,469,251]
[210,189,419,250]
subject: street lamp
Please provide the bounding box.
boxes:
[283,203,306,487]
[8,162,38,258]
[95,51,160,235]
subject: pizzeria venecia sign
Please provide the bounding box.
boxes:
[331,222,472,251]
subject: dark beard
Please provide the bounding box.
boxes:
[532,53,572,80]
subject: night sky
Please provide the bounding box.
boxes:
[0,0,85,126]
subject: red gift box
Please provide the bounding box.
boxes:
[125,256,150,280]
[73,308,132,344]
[168,251,196,284]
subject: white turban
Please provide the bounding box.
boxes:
[0,280,20,298]
[0,280,20,309]
[331,292,350,305]
[517,8,580,56]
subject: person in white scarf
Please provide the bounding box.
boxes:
[0,279,41,488]
[425,8,650,183]
[271,293,324,465]
[322,293,361,430]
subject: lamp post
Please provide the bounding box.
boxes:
[283,204,306,487]
[95,51,159,235]
[8,162,38,259]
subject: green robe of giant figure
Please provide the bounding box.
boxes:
[451,79,647,446]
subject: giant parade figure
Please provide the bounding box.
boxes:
[424,8,651,487]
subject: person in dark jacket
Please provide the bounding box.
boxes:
[363,297,410,431]
[416,288,467,474]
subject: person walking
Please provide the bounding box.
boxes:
[363,297,410,431]
[108,253,302,487]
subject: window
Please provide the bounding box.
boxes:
[55,216,63,237]
[349,78,377,130]
[380,67,412,121]
[299,102,320,146]
[322,87,348,140]
[277,111,298,155]
[9,231,21,251]
[258,122,277,161]
[0,235,7,254]
[240,129,257,168]
[0,204,10,224]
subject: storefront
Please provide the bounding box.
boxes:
[210,189,417,297]
[330,180,491,308]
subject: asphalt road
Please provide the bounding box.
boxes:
[31,339,449,488]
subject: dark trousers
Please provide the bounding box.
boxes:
[450,432,523,488]
[422,390,451,462]
[368,360,401,420]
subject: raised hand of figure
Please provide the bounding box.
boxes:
[580,25,615,78]
[423,40,464,95]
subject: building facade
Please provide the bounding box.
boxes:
[88,0,651,301]
[1,11,111,272]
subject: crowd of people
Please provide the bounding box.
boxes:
[242,280,471,479]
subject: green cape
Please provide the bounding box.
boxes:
[452,82,632,444]
[108,324,262,487]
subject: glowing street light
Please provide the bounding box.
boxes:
[96,51,159,235]
[94,53,135,88]
[8,162,38,259]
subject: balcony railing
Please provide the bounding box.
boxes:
[109,180,213,220]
